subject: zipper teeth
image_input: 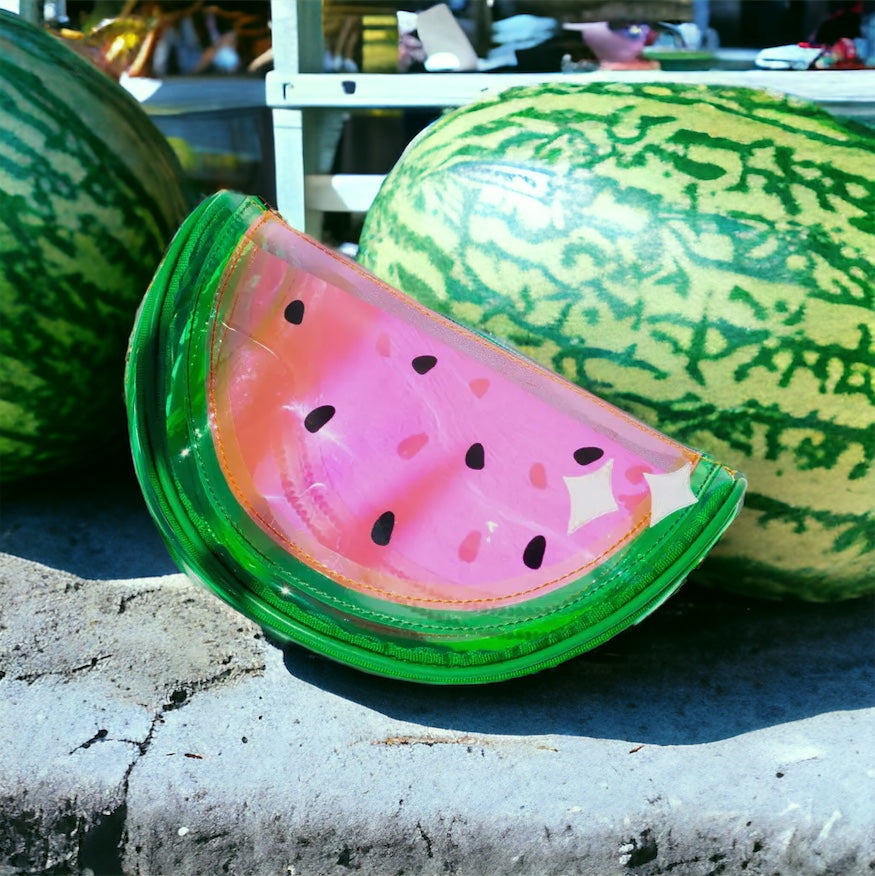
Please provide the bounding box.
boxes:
[129,194,747,686]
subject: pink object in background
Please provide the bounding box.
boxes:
[563,21,652,65]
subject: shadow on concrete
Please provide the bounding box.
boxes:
[4,455,872,747]
[281,589,874,746]
[0,450,177,580]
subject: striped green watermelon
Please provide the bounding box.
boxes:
[0,10,191,480]
[358,82,875,602]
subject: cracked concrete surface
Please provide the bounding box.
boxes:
[0,544,266,876]
[1,454,873,875]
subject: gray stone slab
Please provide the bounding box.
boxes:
[1,454,873,875]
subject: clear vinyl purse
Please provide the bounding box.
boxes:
[125,191,745,684]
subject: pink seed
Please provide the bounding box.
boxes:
[469,378,490,398]
[376,332,391,357]
[626,464,652,484]
[397,432,429,458]
[458,530,481,563]
[529,462,548,489]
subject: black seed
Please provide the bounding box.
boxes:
[284,299,305,324]
[411,355,437,374]
[465,442,485,470]
[304,405,335,433]
[523,535,546,570]
[573,446,604,466]
[371,511,395,546]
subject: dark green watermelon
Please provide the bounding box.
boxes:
[0,10,192,480]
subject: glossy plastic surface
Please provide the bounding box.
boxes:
[126,191,746,683]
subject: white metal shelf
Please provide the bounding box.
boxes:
[266,69,875,112]
[267,0,875,237]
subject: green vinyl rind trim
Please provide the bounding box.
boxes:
[127,190,745,684]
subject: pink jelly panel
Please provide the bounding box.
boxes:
[208,216,698,609]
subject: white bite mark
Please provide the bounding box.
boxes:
[644,463,697,526]
[564,459,618,535]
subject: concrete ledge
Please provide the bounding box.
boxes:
[1,454,873,875]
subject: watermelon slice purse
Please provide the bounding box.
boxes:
[126,191,746,684]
